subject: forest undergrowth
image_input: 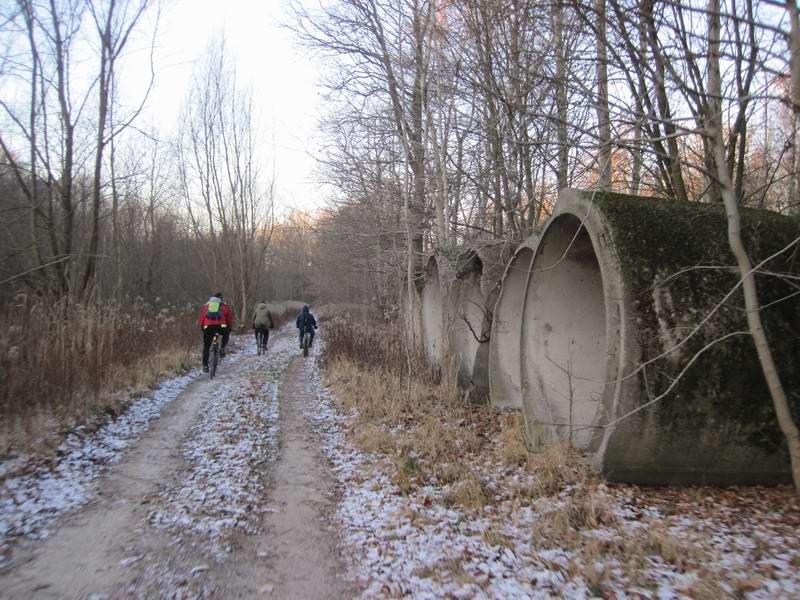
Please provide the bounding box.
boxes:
[320,316,800,597]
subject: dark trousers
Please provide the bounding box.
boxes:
[202,325,228,366]
[299,329,315,347]
[255,326,270,345]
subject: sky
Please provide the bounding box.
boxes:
[125,0,326,215]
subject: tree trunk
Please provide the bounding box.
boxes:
[709,0,800,490]
[595,0,612,190]
[554,0,569,189]
[788,0,800,213]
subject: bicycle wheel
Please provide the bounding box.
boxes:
[302,332,310,357]
[256,331,262,356]
[210,339,218,379]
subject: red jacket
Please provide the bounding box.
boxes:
[198,300,235,329]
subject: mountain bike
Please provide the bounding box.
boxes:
[256,328,268,355]
[209,332,221,379]
[302,330,312,357]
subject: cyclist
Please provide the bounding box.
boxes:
[252,301,275,349]
[198,292,235,372]
[295,305,318,349]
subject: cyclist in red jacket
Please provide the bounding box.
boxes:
[198,292,235,372]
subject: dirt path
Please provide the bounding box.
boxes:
[0,370,214,599]
[251,355,348,599]
[0,333,349,599]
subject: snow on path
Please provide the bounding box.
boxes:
[0,356,222,562]
[0,328,311,599]
[147,334,298,559]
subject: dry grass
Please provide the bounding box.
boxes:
[321,318,764,595]
[482,526,515,550]
[314,303,382,323]
[444,474,492,509]
[324,358,461,427]
[414,558,475,585]
[391,453,425,494]
[353,424,396,455]
[527,443,590,496]
[321,317,497,505]
[265,301,306,328]
[321,320,595,510]
[321,318,437,382]
[492,413,532,466]
[533,486,620,549]
[0,295,197,456]
[493,413,590,497]
[531,484,727,594]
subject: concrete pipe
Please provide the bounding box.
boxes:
[468,242,516,399]
[421,256,446,367]
[449,252,487,391]
[489,238,539,409]
[522,189,800,486]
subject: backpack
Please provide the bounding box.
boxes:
[302,312,313,332]
[207,300,223,320]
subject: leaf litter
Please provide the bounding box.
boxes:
[307,359,800,599]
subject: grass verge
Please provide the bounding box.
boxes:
[319,317,791,596]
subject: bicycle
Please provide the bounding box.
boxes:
[302,330,312,357]
[256,328,268,355]
[209,332,221,379]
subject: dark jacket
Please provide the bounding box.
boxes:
[296,306,317,333]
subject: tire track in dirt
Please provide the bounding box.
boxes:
[218,350,350,599]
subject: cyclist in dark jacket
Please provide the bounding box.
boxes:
[296,305,318,348]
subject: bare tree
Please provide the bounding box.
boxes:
[178,37,274,320]
[80,0,153,296]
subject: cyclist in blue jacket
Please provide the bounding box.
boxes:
[296,305,318,348]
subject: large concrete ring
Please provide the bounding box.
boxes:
[488,236,539,409]
[421,255,447,367]
[521,189,799,486]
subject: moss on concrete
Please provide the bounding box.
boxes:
[590,191,800,456]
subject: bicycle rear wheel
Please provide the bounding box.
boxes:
[302,332,310,357]
[210,340,219,379]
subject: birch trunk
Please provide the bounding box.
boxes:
[709,0,800,490]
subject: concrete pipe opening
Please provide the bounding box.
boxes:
[525,215,607,449]
[422,258,444,367]
[489,246,535,409]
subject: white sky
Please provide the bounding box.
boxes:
[127,0,326,215]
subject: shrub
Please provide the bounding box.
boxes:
[320,317,435,382]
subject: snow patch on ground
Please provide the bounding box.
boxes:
[307,358,800,599]
[307,366,571,598]
[0,360,214,561]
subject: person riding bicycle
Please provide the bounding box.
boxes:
[295,305,318,349]
[252,301,275,348]
[198,292,235,372]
